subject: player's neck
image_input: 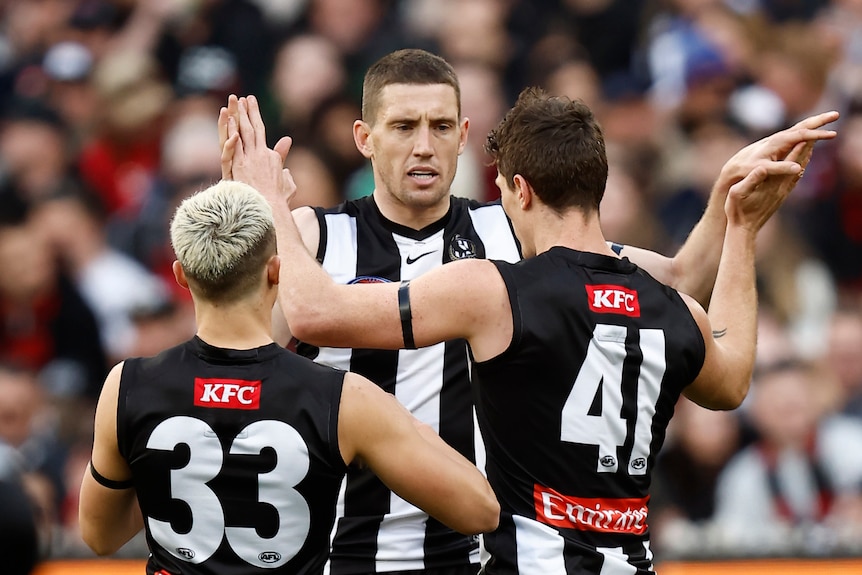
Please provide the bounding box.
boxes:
[372,190,450,230]
[531,209,615,257]
[193,300,275,350]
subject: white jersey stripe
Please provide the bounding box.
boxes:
[469,203,520,262]
[316,213,361,373]
[513,515,566,574]
[322,213,360,285]
[375,232,447,571]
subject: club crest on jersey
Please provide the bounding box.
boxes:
[347,276,391,284]
[194,378,261,410]
[585,284,640,317]
[448,234,477,260]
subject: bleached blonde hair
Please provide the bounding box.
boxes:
[170,180,275,301]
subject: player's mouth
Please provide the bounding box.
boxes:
[407,168,439,184]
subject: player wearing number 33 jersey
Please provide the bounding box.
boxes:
[117,337,347,575]
[77,180,499,575]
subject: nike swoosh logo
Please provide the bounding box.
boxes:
[406,251,436,265]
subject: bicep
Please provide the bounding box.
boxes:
[302,260,498,351]
[90,363,131,482]
[409,259,510,355]
[79,363,141,553]
[680,296,736,410]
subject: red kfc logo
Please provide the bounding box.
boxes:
[585,285,640,317]
[194,378,261,410]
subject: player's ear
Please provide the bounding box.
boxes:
[172,260,189,290]
[267,255,280,286]
[353,120,373,159]
[513,174,533,210]
[458,117,469,155]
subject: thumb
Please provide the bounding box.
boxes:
[274,136,293,165]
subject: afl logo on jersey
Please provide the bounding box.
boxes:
[348,276,391,284]
[259,551,282,564]
[176,547,195,559]
[631,458,646,470]
[600,455,616,468]
[449,234,477,260]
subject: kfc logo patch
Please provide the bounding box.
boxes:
[586,285,640,317]
[194,378,261,410]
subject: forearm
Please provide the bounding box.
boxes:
[704,223,758,405]
[79,477,142,555]
[402,420,499,534]
[270,201,339,339]
[667,187,727,306]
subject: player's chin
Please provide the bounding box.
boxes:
[404,186,449,207]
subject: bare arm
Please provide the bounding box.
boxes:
[683,161,806,409]
[79,363,143,555]
[620,111,838,306]
[338,373,499,534]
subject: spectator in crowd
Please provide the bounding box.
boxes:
[0,193,107,401]
[0,100,75,202]
[712,359,862,555]
[825,306,862,419]
[649,399,743,557]
[30,188,172,364]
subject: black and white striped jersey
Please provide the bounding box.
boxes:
[117,337,348,575]
[303,195,521,574]
[474,248,706,575]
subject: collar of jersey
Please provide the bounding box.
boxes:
[546,246,638,274]
[191,336,282,364]
[371,196,453,241]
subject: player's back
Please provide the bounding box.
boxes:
[474,247,706,575]
[118,336,347,575]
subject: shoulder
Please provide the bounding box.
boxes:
[292,206,321,256]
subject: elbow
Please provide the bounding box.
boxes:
[480,498,501,533]
[282,302,333,345]
[708,374,752,411]
[456,491,500,535]
[80,528,120,557]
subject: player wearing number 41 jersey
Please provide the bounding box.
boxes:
[226,85,839,573]
[77,180,499,575]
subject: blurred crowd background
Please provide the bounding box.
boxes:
[1,0,862,566]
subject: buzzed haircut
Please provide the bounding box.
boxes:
[485,87,608,213]
[170,180,276,302]
[361,49,461,123]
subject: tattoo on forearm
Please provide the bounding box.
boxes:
[712,328,728,339]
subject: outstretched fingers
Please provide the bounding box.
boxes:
[246,95,268,151]
[792,110,840,131]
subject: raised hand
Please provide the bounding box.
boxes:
[221,94,296,207]
[716,111,839,191]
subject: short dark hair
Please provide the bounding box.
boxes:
[362,49,461,124]
[485,87,608,213]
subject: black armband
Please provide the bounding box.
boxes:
[398,280,416,350]
[90,461,134,490]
